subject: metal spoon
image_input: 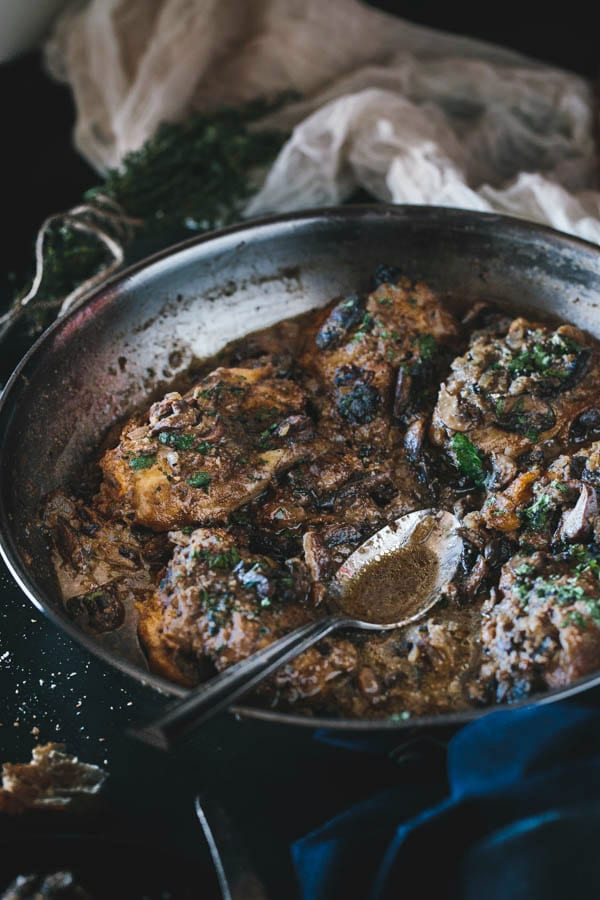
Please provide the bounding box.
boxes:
[132,509,463,749]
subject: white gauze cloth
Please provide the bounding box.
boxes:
[46,0,600,242]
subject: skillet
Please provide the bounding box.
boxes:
[2,204,600,731]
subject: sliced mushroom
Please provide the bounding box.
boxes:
[148,393,198,432]
[393,367,412,418]
[554,483,598,543]
[404,417,426,459]
[302,531,330,604]
[463,555,489,600]
[484,536,515,568]
[488,452,517,490]
[315,295,366,349]
[461,301,492,326]
[569,407,600,445]
[272,414,315,443]
[358,666,380,697]
[494,393,556,436]
[435,385,475,432]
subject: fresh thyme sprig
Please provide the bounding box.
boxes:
[3,100,285,339]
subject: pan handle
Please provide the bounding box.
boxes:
[130,615,347,749]
[195,794,270,900]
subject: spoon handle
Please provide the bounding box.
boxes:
[132,615,347,749]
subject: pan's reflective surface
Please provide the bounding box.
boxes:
[2,205,600,730]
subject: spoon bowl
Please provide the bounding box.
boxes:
[332,509,463,627]
[132,509,463,749]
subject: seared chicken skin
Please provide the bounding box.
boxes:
[138,528,357,698]
[432,317,600,473]
[99,360,325,530]
[476,549,600,703]
[301,278,460,449]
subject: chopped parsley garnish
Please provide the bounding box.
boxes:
[519,493,551,532]
[586,598,600,626]
[193,547,241,569]
[562,610,588,629]
[507,333,582,379]
[83,590,107,602]
[562,543,600,578]
[197,381,245,402]
[158,431,196,451]
[451,434,486,487]
[388,710,411,721]
[259,422,279,448]
[514,560,600,629]
[351,313,375,343]
[128,453,156,470]
[418,333,437,360]
[187,471,211,490]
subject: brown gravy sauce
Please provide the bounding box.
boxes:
[341,543,439,625]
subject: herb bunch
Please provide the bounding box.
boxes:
[8,101,285,336]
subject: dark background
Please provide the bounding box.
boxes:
[0,4,598,898]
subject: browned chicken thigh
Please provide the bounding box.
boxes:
[476,548,600,703]
[432,317,600,474]
[301,277,460,449]
[138,527,357,698]
[99,359,326,530]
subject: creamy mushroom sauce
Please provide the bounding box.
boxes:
[45,270,600,719]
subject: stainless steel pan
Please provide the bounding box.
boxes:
[2,205,600,731]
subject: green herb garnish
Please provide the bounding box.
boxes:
[193,547,241,570]
[158,431,196,451]
[562,610,587,629]
[418,333,437,360]
[128,454,156,470]
[507,333,582,379]
[8,100,286,337]
[451,434,486,487]
[519,493,551,532]
[187,471,211,490]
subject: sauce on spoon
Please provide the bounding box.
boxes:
[340,530,440,625]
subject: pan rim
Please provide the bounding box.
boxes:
[2,202,600,731]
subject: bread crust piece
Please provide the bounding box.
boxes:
[99,360,327,531]
[0,744,107,814]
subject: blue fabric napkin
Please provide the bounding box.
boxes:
[293,700,600,899]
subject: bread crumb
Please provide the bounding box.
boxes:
[0,743,107,815]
